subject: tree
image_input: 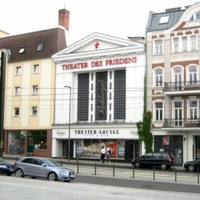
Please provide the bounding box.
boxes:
[136,76,153,153]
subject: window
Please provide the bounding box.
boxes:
[16,66,21,75]
[33,64,39,73]
[14,107,20,116]
[154,39,163,55]
[159,16,169,24]
[36,43,43,52]
[33,85,38,94]
[188,66,197,84]
[173,101,183,127]
[155,102,163,121]
[173,67,183,90]
[32,107,37,116]
[182,36,187,51]
[18,47,25,54]
[189,100,197,119]
[173,37,179,52]
[155,68,163,86]
[190,35,197,50]
[15,87,20,95]
[190,12,200,21]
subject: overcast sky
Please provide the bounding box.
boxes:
[0,0,199,44]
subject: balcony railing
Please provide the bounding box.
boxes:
[164,81,200,92]
[163,118,200,128]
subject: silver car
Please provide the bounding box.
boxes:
[13,157,75,182]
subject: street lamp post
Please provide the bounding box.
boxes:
[64,86,71,161]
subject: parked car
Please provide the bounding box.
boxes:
[13,157,76,182]
[184,159,200,172]
[0,157,14,176]
[132,152,174,170]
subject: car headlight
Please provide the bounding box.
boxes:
[60,170,69,176]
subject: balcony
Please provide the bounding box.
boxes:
[163,118,200,128]
[164,81,200,95]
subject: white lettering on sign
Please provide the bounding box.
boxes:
[62,57,137,71]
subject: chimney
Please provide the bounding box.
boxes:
[59,9,70,31]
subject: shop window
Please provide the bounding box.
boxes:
[28,131,47,150]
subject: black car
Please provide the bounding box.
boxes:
[0,157,14,176]
[132,152,174,170]
[184,159,200,172]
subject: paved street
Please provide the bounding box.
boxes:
[0,175,200,200]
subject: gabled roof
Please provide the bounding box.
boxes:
[0,27,67,63]
[52,32,145,62]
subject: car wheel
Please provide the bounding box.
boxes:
[188,165,195,172]
[134,162,140,168]
[161,163,167,170]
[15,169,24,178]
[48,172,58,181]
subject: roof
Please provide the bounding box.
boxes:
[146,6,189,32]
[0,27,67,63]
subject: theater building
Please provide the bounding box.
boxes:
[52,33,145,161]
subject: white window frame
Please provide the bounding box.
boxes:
[14,107,20,116]
[181,36,188,51]
[190,35,197,51]
[172,37,179,52]
[154,68,163,87]
[154,39,163,55]
[154,102,163,121]
[15,87,20,95]
[33,64,39,74]
[16,66,21,75]
[172,99,184,127]
[32,106,37,116]
[32,85,38,94]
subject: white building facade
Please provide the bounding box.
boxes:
[52,33,145,161]
[146,2,200,165]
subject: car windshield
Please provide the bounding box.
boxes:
[44,159,60,167]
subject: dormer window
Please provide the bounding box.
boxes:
[37,43,43,51]
[190,12,200,21]
[18,47,25,54]
[159,16,169,24]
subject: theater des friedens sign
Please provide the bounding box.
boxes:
[62,56,137,71]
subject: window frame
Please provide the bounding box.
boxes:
[32,106,38,116]
[153,39,163,55]
[16,66,21,76]
[14,107,20,116]
[32,85,39,94]
[33,64,39,74]
[15,86,20,95]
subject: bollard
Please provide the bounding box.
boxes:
[94,163,97,175]
[60,160,63,166]
[197,168,199,184]
[132,165,135,179]
[77,161,79,174]
[174,168,177,182]
[153,166,155,180]
[113,164,115,177]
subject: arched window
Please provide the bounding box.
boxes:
[188,66,197,84]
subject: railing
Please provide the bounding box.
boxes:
[164,81,200,92]
[163,118,200,128]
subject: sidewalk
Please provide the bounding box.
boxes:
[2,153,185,171]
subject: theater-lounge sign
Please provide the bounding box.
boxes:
[62,56,137,71]
[74,129,119,137]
